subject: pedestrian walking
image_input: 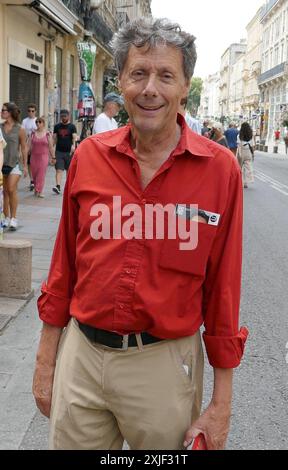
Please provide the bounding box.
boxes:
[92,92,123,134]
[0,128,5,239]
[29,117,55,198]
[210,122,229,147]
[33,17,248,451]
[284,133,288,154]
[21,103,37,191]
[237,122,255,188]
[224,123,239,156]
[0,127,4,170]
[52,110,77,195]
[0,102,28,231]
[201,120,211,138]
[274,128,280,145]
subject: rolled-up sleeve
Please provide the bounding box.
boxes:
[202,160,249,368]
[38,155,79,327]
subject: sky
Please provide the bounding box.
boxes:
[151,0,265,79]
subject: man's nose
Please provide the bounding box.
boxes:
[142,74,158,96]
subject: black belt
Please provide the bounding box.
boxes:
[77,321,163,350]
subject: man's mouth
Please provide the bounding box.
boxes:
[137,104,164,111]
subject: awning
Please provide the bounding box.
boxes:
[30,0,78,36]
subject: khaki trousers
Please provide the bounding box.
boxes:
[49,318,204,450]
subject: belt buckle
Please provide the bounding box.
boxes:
[121,334,129,350]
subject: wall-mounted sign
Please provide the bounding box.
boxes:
[26,49,43,64]
[8,38,44,75]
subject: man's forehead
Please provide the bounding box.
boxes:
[127,44,182,61]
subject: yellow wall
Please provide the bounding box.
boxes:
[1,5,45,114]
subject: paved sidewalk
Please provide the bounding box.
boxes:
[0,166,62,328]
[256,149,288,160]
[0,165,63,449]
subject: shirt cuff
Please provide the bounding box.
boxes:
[38,282,71,328]
[202,327,249,368]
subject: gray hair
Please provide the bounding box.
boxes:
[110,17,197,81]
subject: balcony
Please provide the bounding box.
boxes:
[89,10,115,48]
[260,0,282,22]
[61,1,115,49]
[61,0,83,20]
[258,62,287,85]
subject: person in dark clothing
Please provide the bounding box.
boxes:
[201,120,211,138]
[52,110,77,194]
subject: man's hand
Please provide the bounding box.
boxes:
[32,362,55,418]
[183,401,231,450]
[32,322,62,418]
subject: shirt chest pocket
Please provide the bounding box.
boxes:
[159,223,217,277]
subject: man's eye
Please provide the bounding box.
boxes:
[132,71,144,77]
[163,74,173,80]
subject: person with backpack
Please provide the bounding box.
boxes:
[29,116,55,198]
[237,122,255,188]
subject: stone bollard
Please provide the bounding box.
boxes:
[264,145,268,152]
[273,146,278,154]
[0,240,34,300]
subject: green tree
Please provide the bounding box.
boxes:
[187,77,203,116]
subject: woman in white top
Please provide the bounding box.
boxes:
[237,122,255,188]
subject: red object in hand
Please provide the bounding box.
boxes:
[191,433,208,450]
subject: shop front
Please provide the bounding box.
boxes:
[8,39,44,118]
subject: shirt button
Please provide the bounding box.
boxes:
[125,269,131,274]
[141,198,146,204]
[119,304,124,309]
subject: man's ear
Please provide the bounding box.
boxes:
[116,76,122,93]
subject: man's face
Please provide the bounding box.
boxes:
[118,45,189,135]
[27,107,36,117]
[106,101,120,118]
[61,114,69,124]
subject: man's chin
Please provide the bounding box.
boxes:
[132,118,164,135]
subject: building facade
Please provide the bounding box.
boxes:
[229,53,245,120]
[0,0,151,131]
[199,73,220,120]
[258,0,288,143]
[242,8,262,131]
[116,0,151,23]
[219,41,247,121]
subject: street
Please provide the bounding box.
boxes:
[0,152,287,450]
[226,152,288,449]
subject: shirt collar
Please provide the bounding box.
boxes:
[94,113,214,159]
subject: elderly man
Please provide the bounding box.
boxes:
[33,17,248,450]
[92,92,124,134]
[210,121,229,148]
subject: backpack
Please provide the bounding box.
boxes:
[238,141,253,162]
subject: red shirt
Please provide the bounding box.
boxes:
[38,116,248,368]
